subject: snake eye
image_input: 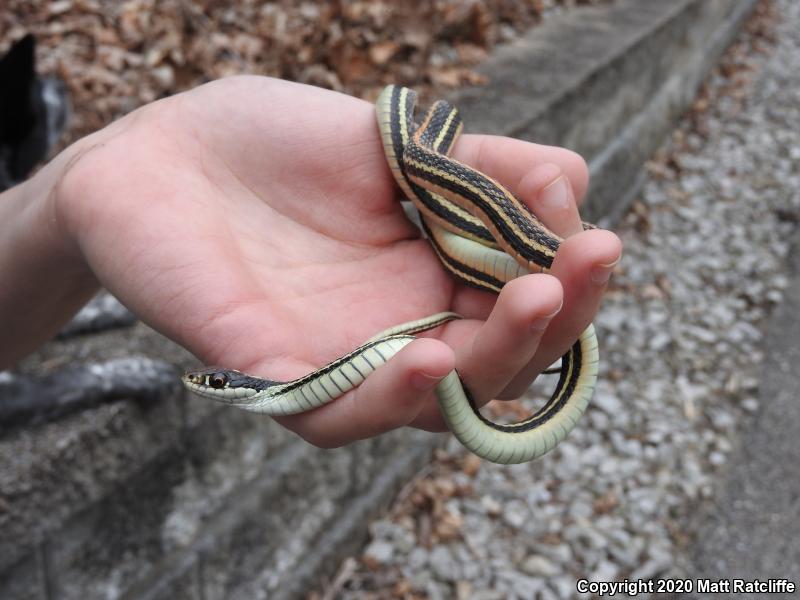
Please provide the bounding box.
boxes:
[209,373,228,389]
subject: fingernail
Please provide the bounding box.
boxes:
[539,176,569,209]
[411,371,444,391]
[531,302,563,331]
[591,258,620,285]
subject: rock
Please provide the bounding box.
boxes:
[480,495,502,517]
[363,540,394,566]
[501,499,528,530]
[590,559,619,582]
[495,570,544,599]
[425,580,447,600]
[709,451,727,466]
[591,389,623,415]
[519,555,560,577]
[536,543,572,565]
[407,547,429,571]
[741,397,760,412]
[429,545,460,582]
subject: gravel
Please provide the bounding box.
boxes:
[326,1,800,597]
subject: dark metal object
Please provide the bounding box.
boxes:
[0,34,70,192]
[0,357,179,431]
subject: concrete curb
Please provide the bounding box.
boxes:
[0,1,757,598]
[454,0,758,224]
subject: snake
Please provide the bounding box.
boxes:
[181,85,599,464]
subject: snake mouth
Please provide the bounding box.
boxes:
[181,378,257,403]
[182,372,203,386]
[183,365,228,379]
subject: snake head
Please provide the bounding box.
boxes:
[182,366,279,403]
[182,367,244,402]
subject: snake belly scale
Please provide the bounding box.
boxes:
[181,85,599,464]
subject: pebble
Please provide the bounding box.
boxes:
[536,543,572,565]
[741,397,760,412]
[519,555,560,577]
[480,494,502,516]
[407,546,428,570]
[709,451,727,467]
[363,540,394,566]
[591,559,620,582]
[429,545,460,582]
[501,499,528,529]
[630,557,671,581]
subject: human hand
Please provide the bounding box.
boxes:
[48,76,620,446]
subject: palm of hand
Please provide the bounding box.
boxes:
[66,78,460,370]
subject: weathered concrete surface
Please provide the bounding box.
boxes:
[0,357,441,599]
[456,0,758,224]
[678,230,800,599]
[0,1,756,598]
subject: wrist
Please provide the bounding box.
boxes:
[35,137,100,273]
[0,138,100,367]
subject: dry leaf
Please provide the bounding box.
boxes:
[460,453,482,477]
[369,39,400,65]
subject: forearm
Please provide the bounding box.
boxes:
[0,142,99,368]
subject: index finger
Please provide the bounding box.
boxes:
[451,134,590,205]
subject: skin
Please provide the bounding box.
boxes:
[0,76,621,448]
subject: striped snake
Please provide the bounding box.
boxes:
[182,85,599,464]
